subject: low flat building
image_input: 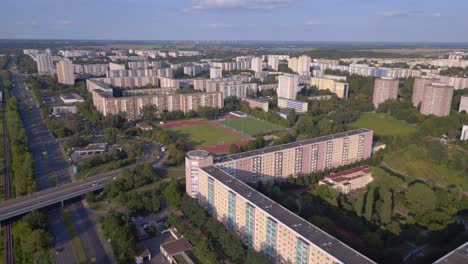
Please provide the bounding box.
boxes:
[309,95,332,101]
[243,97,269,112]
[319,165,373,194]
[60,93,84,104]
[277,97,308,113]
[136,122,153,131]
[53,106,78,114]
[75,143,108,155]
[160,238,193,264]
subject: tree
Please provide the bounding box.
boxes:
[163,181,183,209]
[406,183,436,215]
[229,144,239,154]
[104,127,119,144]
[374,188,392,224]
[140,105,158,122]
[287,108,296,127]
[22,211,48,230]
[364,188,375,222]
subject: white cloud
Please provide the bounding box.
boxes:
[377,11,410,17]
[432,12,442,17]
[189,0,291,11]
[207,23,231,29]
[55,20,73,26]
[304,20,323,26]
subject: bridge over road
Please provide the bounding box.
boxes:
[0,167,122,223]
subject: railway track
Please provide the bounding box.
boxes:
[2,82,14,264]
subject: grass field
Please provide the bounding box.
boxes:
[166,123,243,148]
[219,117,285,136]
[384,144,468,189]
[350,112,418,137]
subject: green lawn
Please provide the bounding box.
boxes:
[384,144,468,189]
[166,124,243,148]
[219,117,285,136]
[350,112,418,137]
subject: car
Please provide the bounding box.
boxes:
[91,183,99,187]
[112,176,117,180]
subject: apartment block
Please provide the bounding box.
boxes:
[109,62,126,71]
[185,150,214,198]
[243,98,269,112]
[220,83,258,99]
[193,76,250,92]
[187,129,375,264]
[412,77,438,107]
[288,57,298,73]
[420,83,454,117]
[459,95,468,113]
[92,88,223,120]
[297,55,311,75]
[372,77,399,109]
[128,61,150,70]
[268,56,279,71]
[36,53,54,73]
[251,57,263,73]
[310,77,349,99]
[57,59,75,85]
[278,74,299,99]
[210,67,222,79]
[277,98,308,113]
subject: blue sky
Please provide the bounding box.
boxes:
[2,0,467,42]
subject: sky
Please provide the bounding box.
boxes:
[1,0,467,42]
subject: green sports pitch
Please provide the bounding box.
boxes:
[219,117,285,136]
[165,123,243,148]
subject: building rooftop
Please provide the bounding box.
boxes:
[160,238,193,256]
[219,129,372,162]
[326,165,372,180]
[187,150,211,159]
[201,165,375,264]
[243,97,268,104]
[434,242,468,264]
[60,93,84,101]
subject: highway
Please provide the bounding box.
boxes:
[10,73,115,264]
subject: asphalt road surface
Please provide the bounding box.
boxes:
[11,74,114,264]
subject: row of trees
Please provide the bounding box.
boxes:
[13,211,52,263]
[104,163,158,197]
[164,194,271,264]
[3,76,36,196]
[100,211,137,264]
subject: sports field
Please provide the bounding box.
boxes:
[161,119,251,154]
[350,112,418,137]
[219,117,285,136]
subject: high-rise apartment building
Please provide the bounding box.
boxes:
[186,129,375,264]
[310,77,349,99]
[459,95,468,113]
[412,77,438,107]
[251,57,262,73]
[288,57,298,72]
[109,62,126,71]
[210,67,222,79]
[36,53,54,73]
[268,56,279,71]
[297,55,311,75]
[57,59,75,85]
[372,77,399,109]
[185,150,214,198]
[278,74,299,99]
[420,83,454,117]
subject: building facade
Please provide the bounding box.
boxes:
[412,77,438,107]
[36,53,54,73]
[310,77,349,99]
[187,129,375,264]
[459,95,468,113]
[420,83,454,117]
[57,59,75,85]
[278,75,299,99]
[277,98,308,113]
[319,165,373,194]
[210,67,222,79]
[372,77,399,109]
[243,98,269,112]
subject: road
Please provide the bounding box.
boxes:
[10,74,114,264]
